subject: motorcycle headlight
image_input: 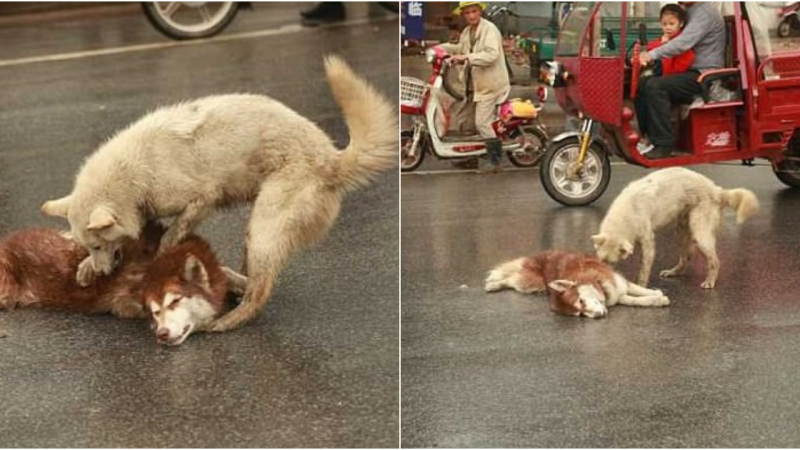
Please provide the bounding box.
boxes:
[425,48,436,64]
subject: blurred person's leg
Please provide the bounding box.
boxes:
[301,2,345,26]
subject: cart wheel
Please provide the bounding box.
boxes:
[539,138,611,206]
[507,126,548,168]
[774,159,800,187]
[401,130,426,172]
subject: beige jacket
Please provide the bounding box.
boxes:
[440,17,510,103]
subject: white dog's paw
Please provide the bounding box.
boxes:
[700,280,716,289]
[76,257,97,287]
[659,269,677,278]
[658,295,671,306]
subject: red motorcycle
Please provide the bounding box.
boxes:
[401,46,548,172]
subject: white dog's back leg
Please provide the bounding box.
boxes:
[209,176,343,331]
[660,215,695,279]
[690,207,721,289]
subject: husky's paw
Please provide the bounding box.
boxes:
[700,279,716,289]
[484,280,504,292]
[76,257,96,287]
[484,269,509,292]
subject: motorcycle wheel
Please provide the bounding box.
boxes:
[507,126,547,168]
[539,138,611,206]
[401,130,426,172]
[142,2,239,40]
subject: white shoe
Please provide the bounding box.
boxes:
[637,141,654,154]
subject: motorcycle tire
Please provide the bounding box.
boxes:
[539,138,611,206]
[401,130,426,172]
[142,2,239,40]
[507,126,548,168]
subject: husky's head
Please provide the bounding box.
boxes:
[547,280,608,318]
[145,254,220,346]
[591,234,635,264]
[42,196,140,276]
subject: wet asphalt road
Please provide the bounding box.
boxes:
[0,3,398,448]
[402,163,800,447]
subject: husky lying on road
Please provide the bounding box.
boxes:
[485,250,670,318]
[0,221,165,318]
[592,167,759,289]
[0,222,246,345]
[42,56,397,332]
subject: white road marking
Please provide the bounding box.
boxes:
[0,16,391,68]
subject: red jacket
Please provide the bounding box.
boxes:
[647,31,696,75]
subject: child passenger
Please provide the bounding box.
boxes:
[636,3,696,154]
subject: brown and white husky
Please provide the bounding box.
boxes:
[0,221,246,345]
[485,250,670,318]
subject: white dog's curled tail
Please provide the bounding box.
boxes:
[721,188,760,224]
[324,55,397,192]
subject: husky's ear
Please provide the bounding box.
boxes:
[182,254,210,289]
[548,279,576,293]
[87,206,118,231]
[591,234,606,249]
[620,240,635,258]
[41,195,73,218]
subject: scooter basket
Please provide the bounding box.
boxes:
[401,77,427,114]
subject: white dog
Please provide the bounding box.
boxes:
[592,167,759,289]
[41,56,396,331]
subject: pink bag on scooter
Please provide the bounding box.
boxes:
[499,99,539,121]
